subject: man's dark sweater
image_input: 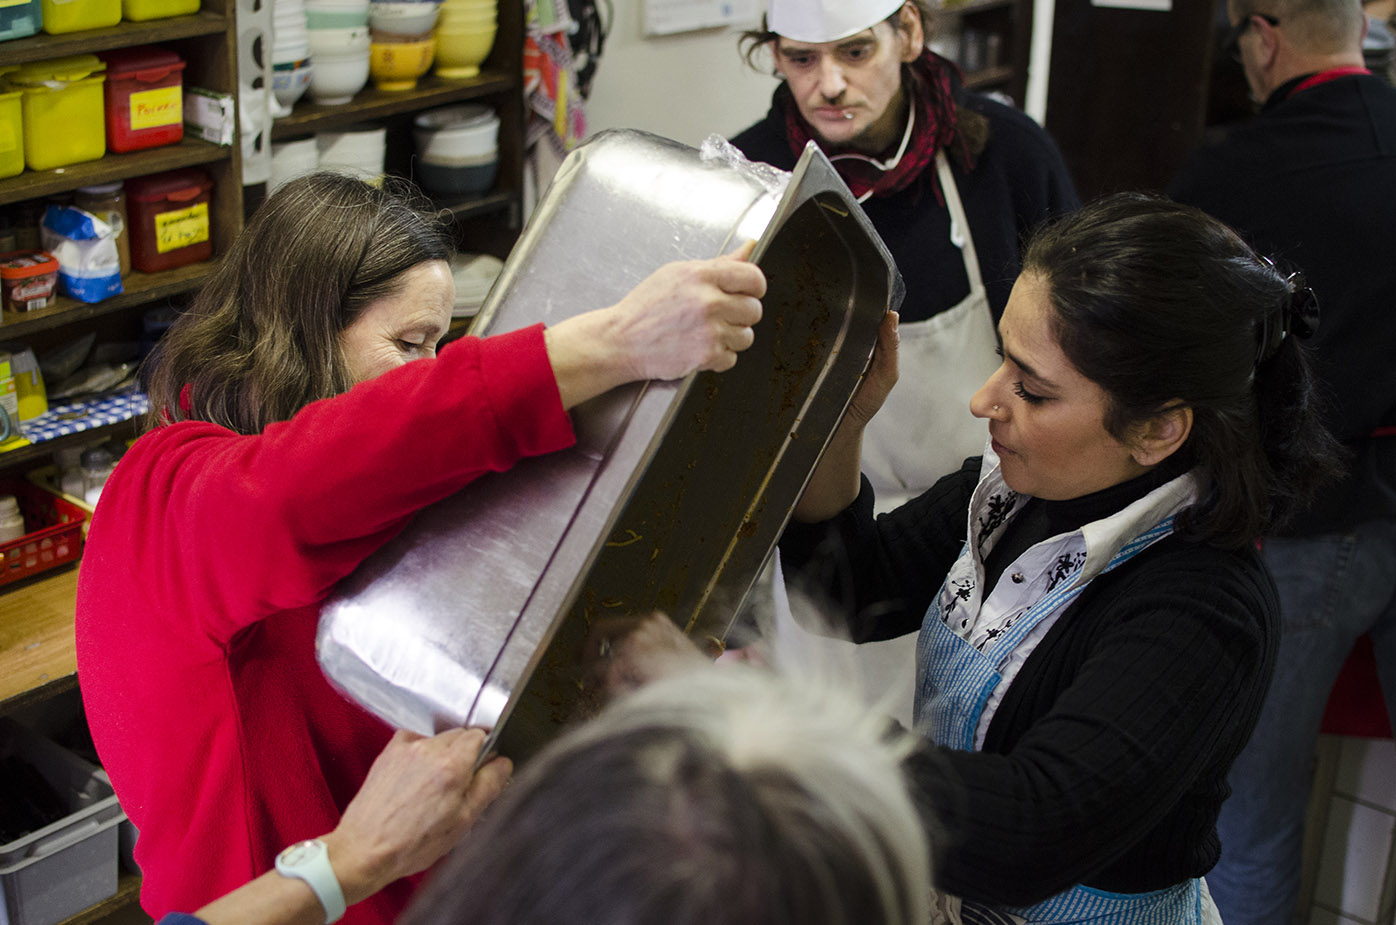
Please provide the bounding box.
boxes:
[1169,72,1396,534]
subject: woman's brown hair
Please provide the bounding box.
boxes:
[144,172,452,435]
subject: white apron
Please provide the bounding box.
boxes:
[765,155,997,727]
[860,151,1000,512]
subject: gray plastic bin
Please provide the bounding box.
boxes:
[0,718,124,925]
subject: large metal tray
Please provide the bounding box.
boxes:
[316,130,902,760]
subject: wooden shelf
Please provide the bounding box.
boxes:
[0,565,79,715]
[0,138,233,207]
[63,872,143,924]
[940,0,1015,14]
[436,189,517,223]
[0,12,226,64]
[0,262,214,338]
[963,65,1016,89]
[0,419,141,473]
[271,70,515,139]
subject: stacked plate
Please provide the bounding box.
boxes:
[318,123,387,181]
[450,252,503,318]
[413,103,498,198]
[268,135,320,194]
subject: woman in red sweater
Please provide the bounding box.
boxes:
[74,172,765,924]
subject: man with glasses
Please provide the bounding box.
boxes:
[1169,1,1396,923]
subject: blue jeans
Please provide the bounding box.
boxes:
[1208,518,1396,925]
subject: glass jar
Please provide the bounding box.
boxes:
[80,445,116,506]
[74,181,131,277]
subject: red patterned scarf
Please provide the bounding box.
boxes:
[780,50,971,203]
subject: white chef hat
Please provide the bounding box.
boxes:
[767,0,908,43]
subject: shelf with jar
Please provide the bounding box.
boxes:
[935,0,1031,105]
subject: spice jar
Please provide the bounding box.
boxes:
[74,182,131,277]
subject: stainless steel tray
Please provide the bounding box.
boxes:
[316,130,902,760]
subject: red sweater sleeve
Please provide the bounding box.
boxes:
[87,324,574,646]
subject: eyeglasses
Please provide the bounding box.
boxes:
[1222,12,1280,62]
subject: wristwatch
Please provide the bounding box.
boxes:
[275,839,347,924]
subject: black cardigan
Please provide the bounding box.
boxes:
[778,461,1279,906]
[730,79,1079,325]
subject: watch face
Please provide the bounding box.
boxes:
[281,840,322,866]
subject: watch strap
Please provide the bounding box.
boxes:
[275,839,347,924]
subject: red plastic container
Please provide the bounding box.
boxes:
[125,169,214,273]
[0,479,85,587]
[99,46,185,153]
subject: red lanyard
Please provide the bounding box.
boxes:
[1289,66,1371,98]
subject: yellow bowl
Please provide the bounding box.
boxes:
[369,36,435,91]
[434,25,495,79]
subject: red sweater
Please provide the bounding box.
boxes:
[75,325,575,922]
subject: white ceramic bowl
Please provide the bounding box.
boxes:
[318,123,387,171]
[269,136,320,193]
[272,61,314,108]
[367,0,439,35]
[308,25,371,54]
[307,48,369,103]
[413,103,499,159]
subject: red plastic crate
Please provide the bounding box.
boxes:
[0,478,85,586]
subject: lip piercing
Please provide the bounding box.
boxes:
[843,112,854,120]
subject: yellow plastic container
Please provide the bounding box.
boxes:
[0,68,22,179]
[11,56,106,170]
[40,0,120,34]
[122,0,198,22]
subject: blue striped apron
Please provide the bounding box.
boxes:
[915,516,1212,924]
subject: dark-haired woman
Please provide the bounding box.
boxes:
[778,193,1340,922]
[74,172,765,925]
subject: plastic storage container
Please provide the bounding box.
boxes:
[40,0,120,33]
[0,0,41,41]
[0,81,22,179]
[123,0,197,21]
[100,46,185,152]
[10,56,106,171]
[0,479,85,584]
[0,718,124,925]
[125,168,213,272]
[0,250,58,311]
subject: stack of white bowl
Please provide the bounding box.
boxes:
[367,0,440,91]
[413,103,498,198]
[318,123,388,182]
[434,0,496,78]
[268,135,320,194]
[271,0,313,114]
[450,252,503,318]
[306,0,370,104]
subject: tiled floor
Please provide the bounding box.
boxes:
[1307,736,1396,924]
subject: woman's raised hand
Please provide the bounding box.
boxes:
[544,241,766,410]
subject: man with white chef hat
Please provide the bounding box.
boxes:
[734,0,1078,500]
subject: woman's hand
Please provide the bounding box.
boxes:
[323,728,512,905]
[583,611,714,700]
[792,311,899,523]
[846,310,900,427]
[544,241,766,409]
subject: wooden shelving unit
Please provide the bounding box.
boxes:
[0,5,526,921]
[937,0,1032,105]
[0,3,242,921]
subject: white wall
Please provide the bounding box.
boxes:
[582,1,778,147]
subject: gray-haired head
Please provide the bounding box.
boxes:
[403,665,933,925]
